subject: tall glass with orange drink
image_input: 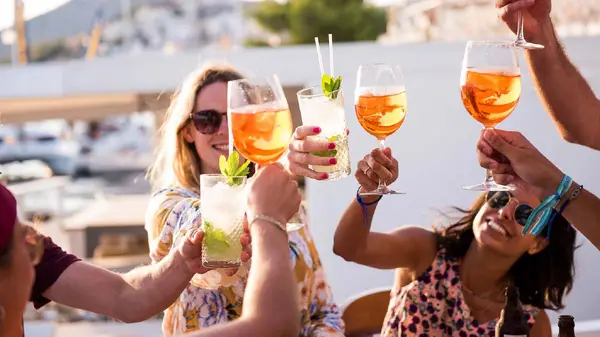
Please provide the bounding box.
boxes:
[227,74,301,231]
[355,63,407,196]
[460,41,522,191]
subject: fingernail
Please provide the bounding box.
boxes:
[321,173,329,179]
[329,158,337,165]
[313,127,321,133]
[328,143,336,149]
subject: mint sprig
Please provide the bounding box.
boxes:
[203,220,230,253]
[313,134,340,157]
[321,74,342,100]
[218,151,250,186]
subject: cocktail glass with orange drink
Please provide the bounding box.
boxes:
[227,74,302,231]
[460,41,522,191]
[355,63,407,196]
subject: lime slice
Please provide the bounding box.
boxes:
[203,221,231,253]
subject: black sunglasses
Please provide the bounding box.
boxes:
[485,191,533,227]
[190,110,227,135]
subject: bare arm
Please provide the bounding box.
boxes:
[190,220,300,337]
[333,189,437,270]
[44,248,193,323]
[530,310,552,337]
[541,173,600,251]
[526,18,600,149]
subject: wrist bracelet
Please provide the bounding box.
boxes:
[356,187,382,227]
[545,184,583,238]
[249,214,287,235]
[356,187,383,206]
[524,174,573,236]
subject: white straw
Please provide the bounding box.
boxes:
[328,34,334,77]
[314,37,325,77]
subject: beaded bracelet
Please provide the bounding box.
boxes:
[249,214,287,235]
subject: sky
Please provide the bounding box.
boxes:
[0,0,73,30]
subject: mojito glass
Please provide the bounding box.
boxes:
[297,86,351,180]
[200,174,246,268]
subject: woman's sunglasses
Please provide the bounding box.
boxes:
[23,225,44,266]
[190,110,227,135]
[485,191,533,227]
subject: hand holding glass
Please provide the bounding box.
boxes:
[460,41,522,191]
[354,63,407,196]
[227,75,302,231]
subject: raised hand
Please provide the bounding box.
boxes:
[355,148,399,192]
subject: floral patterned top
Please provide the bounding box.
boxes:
[145,187,344,337]
[381,250,540,337]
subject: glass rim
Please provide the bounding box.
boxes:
[228,74,280,85]
[297,85,342,98]
[466,40,517,48]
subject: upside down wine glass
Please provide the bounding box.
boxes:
[460,41,522,191]
[514,10,544,50]
[355,63,407,196]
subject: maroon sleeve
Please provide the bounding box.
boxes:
[30,236,81,309]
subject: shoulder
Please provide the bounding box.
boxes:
[146,187,200,235]
[31,236,81,308]
[529,308,552,337]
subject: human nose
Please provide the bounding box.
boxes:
[217,114,228,135]
[498,199,517,222]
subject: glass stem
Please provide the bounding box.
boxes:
[377,139,386,191]
[516,10,525,42]
[483,126,496,184]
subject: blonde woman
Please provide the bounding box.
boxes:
[146,64,344,336]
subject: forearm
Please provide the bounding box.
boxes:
[333,188,379,260]
[559,187,600,251]
[541,174,600,251]
[526,19,600,149]
[115,250,193,322]
[242,220,300,337]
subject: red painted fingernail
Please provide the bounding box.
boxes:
[313,127,321,133]
[329,158,337,164]
[321,173,329,179]
[328,143,336,149]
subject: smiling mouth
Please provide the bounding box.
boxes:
[212,144,228,151]
[487,219,510,238]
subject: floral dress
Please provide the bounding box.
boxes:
[381,250,540,337]
[145,187,344,337]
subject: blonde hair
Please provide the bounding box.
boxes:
[146,63,244,192]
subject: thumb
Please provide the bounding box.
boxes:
[383,147,392,158]
[181,228,203,257]
[482,129,520,157]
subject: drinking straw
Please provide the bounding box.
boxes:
[328,34,334,77]
[314,37,325,77]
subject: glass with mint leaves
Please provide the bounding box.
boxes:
[296,34,351,180]
[200,151,250,268]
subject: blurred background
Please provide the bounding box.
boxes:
[1,0,600,336]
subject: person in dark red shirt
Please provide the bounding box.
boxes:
[0,183,251,325]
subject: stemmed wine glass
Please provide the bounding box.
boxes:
[514,10,544,49]
[460,41,522,191]
[227,74,303,232]
[354,63,407,196]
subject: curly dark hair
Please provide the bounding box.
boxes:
[434,193,577,311]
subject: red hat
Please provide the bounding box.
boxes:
[0,183,17,249]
